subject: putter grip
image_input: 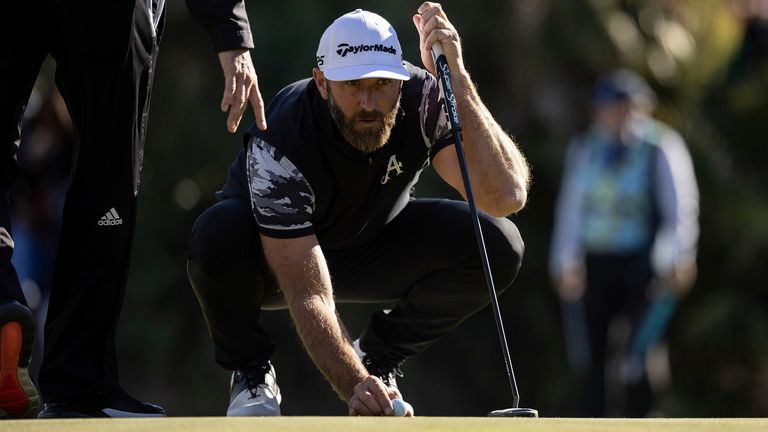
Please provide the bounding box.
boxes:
[431,43,445,60]
[430,43,461,131]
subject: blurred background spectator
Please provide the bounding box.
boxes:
[9,0,768,416]
[549,68,699,417]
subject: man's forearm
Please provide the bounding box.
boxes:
[263,235,394,414]
[453,70,530,215]
[267,238,370,401]
[287,294,369,401]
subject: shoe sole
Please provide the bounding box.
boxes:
[0,322,40,418]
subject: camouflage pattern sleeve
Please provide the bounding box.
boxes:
[419,73,454,160]
[246,137,316,238]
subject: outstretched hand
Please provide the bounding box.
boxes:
[218,49,267,132]
[412,2,464,76]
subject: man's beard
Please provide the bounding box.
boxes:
[327,86,400,154]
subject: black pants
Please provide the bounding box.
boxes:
[186,198,524,370]
[0,0,162,407]
[581,252,654,417]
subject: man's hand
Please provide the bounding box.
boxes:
[412,2,464,76]
[218,49,266,132]
[262,234,390,410]
[348,376,411,416]
[553,267,587,302]
[662,261,697,297]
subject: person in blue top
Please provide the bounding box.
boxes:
[186,3,531,416]
[549,69,699,417]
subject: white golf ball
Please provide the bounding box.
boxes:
[391,399,411,417]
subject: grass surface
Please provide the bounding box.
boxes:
[2,417,768,432]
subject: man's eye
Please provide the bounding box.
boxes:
[378,79,391,86]
[345,80,360,87]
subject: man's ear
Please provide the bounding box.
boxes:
[313,68,329,100]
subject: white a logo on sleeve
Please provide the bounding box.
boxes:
[0,227,14,249]
[98,208,124,226]
[381,155,404,184]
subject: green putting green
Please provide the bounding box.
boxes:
[2,417,768,432]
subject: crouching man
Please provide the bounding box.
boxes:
[187,2,530,416]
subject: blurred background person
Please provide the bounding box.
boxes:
[549,69,699,417]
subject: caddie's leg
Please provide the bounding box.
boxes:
[0,0,48,418]
[38,0,162,407]
[0,0,48,306]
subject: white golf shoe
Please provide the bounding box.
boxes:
[227,361,281,416]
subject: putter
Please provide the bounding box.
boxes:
[431,43,538,418]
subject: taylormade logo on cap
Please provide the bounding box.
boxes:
[335,43,397,57]
[317,9,410,81]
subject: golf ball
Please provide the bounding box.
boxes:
[391,399,411,417]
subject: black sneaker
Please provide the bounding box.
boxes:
[38,388,165,418]
[227,360,281,416]
[361,355,404,390]
[0,300,40,419]
[353,338,405,389]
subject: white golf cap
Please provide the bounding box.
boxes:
[316,9,410,81]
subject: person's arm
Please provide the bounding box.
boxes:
[217,49,266,132]
[260,234,399,415]
[413,2,530,217]
[549,138,588,300]
[186,0,266,132]
[652,128,699,295]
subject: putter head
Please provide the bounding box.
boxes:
[488,407,539,417]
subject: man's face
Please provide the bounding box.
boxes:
[324,78,401,153]
[593,99,632,134]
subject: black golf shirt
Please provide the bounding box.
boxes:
[218,62,453,250]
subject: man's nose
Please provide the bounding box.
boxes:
[359,89,376,110]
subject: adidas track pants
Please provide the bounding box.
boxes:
[1,0,163,408]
